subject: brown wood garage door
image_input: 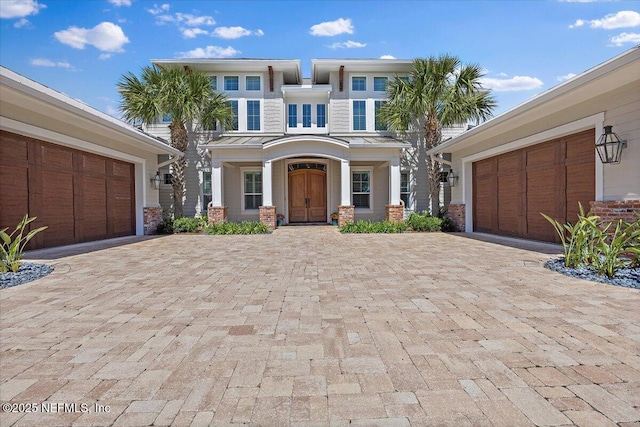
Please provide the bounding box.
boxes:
[0,130,135,249]
[473,129,595,242]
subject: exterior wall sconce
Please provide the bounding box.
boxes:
[596,125,627,164]
[447,170,459,187]
[150,171,162,190]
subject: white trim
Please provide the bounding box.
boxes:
[200,169,212,215]
[350,99,367,132]
[459,113,605,232]
[351,166,374,212]
[1,117,147,164]
[400,169,413,210]
[240,167,262,213]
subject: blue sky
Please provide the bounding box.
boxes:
[1,0,639,119]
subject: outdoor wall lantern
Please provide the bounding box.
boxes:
[447,170,459,187]
[150,171,162,190]
[596,125,627,165]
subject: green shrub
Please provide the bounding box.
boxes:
[339,220,407,233]
[156,217,174,234]
[440,216,457,232]
[1,215,48,273]
[542,203,640,277]
[203,221,270,235]
[406,212,442,232]
[172,216,204,233]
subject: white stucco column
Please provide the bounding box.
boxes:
[262,160,273,206]
[389,155,401,205]
[340,159,351,205]
[211,158,223,207]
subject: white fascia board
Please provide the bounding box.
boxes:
[428,46,640,155]
[200,144,263,149]
[0,67,182,157]
[349,143,408,149]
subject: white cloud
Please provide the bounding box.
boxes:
[328,40,366,49]
[108,0,131,6]
[178,45,240,58]
[30,58,73,69]
[557,72,577,81]
[480,75,544,92]
[153,11,215,26]
[182,27,209,38]
[379,55,395,59]
[212,26,264,39]
[147,3,169,15]
[54,22,130,52]
[0,0,45,19]
[570,10,640,29]
[99,53,112,60]
[610,31,640,46]
[14,17,30,28]
[309,18,354,36]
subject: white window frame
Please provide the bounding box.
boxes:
[351,76,366,92]
[288,103,298,129]
[201,169,212,214]
[373,76,388,92]
[246,75,261,91]
[317,104,327,128]
[224,76,239,91]
[246,100,261,132]
[351,167,373,212]
[400,170,412,209]
[352,100,367,131]
[227,100,239,131]
[209,76,217,91]
[240,167,262,213]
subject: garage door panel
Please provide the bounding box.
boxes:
[82,154,106,175]
[473,130,595,243]
[0,130,135,249]
[497,174,519,235]
[0,165,29,228]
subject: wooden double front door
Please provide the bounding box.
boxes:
[288,169,327,223]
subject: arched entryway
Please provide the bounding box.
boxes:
[288,162,327,223]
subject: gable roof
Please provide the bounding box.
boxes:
[428,46,640,155]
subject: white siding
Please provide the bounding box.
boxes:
[329,71,350,133]
[351,161,389,221]
[264,71,284,133]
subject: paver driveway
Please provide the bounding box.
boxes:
[1,227,639,426]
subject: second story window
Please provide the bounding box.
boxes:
[288,104,297,128]
[228,100,238,130]
[246,76,260,91]
[247,100,260,131]
[374,77,388,92]
[224,76,239,91]
[302,104,311,128]
[375,100,387,131]
[317,104,326,128]
[353,100,366,131]
[209,76,217,91]
[161,113,172,123]
[352,76,366,91]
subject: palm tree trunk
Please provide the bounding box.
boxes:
[169,122,188,217]
[424,115,442,215]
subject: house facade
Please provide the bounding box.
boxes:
[428,46,640,243]
[0,66,181,249]
[147,59,464,228]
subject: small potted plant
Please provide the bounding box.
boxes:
[276,213,285,227]
[330,212,339,225]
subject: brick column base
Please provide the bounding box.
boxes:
[386,205,404,223]
[446,203,465,232]
[259,206,277,230]
[143,206,163,235]
[338,205,355,227]
[208,206,228,224]
[589,200,640,224]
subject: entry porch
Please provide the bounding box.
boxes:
[202,135,408,229]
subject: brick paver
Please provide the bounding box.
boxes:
[1,229,639,426]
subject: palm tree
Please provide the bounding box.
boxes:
[117,65,233,217]
[381,54,496,214]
